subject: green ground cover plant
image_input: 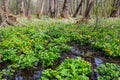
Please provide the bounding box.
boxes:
[41,57,91,80]
[0,18,120,79]
[96,63,120,80]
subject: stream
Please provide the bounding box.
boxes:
[1,43,120,80]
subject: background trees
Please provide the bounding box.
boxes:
[110,0,120,17]
[0,0,120,23]
[49,0,58,18]
[61,0,71,19]
[20,0,25,17]
[73,0,84,17]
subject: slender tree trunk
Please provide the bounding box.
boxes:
[20,0,25,17]
[0,7,4,25]
[84,0,94,19]
[119,8,120,16]
[2,0,9,13]
[37,0,45,18]
[61,0,71,19]
[49,0,58,18]
[73,0,84,17]
[15,0,19,15]
[26,0,31,19]
[110,0,120,17]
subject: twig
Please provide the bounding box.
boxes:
[0,17,8,27]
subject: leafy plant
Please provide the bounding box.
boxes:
[96,63,120,80]
[41,57,92,80]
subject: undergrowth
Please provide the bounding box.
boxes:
[0,18,120,80]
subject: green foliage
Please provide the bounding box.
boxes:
[0,26,68,69]
[0,67,15,80]
[96,63,120,80]
[41,57,91,80]
[0,18,120,79]
[91,26,120,57]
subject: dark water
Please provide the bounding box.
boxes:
[1,44,120,80]
[69,44,120,80]
[2,66,44,80]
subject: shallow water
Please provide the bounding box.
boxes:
[1,44,120,80]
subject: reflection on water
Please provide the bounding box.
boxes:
[1,44,120,80]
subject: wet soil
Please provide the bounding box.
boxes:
[0,43,120,80]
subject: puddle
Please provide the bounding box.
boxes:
[13,67,44,80]
[1,43,120,80]
[2,66,44,80]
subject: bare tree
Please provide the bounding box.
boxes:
[20,0,25,17]
[2,0,9,13]
[73,0,84,17]
[84,0,94,19]
[49,0,58,18]
[119,8,120,16]
[110,0,120,17]
[37,0,45,18]
[61,0,71,19]
[26,0,31,19]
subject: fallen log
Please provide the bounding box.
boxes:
[0,8,18,27]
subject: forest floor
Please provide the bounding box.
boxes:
[0,18,120,80]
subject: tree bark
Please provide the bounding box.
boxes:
[84,0,94,19]
[37,0,45,18]
[26,0,31,19]
[61,0,71,19]
[2,0,9,13]
[110,0,120,17]
[15,0,20,15]
[73,0,84,17]
[49,0,58,18]
[20,0,25,17]
[119,8,120,16]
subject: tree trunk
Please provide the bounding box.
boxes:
[84,0,94,19]
[49,0,58,18]
[73,0,84,17]
[76,0,94,24]
[61,0,71,19]
[2,0,9,13]
[15,0,20,15]
[37,0,45,18]
[26,0,31,19]
[20,0,25,17]
[119,8,120,16]
[110,0,120,17]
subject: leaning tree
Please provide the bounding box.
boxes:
[73,0,84,17]
[76,0,94,24]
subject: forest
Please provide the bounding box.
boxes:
[0,0,120,80]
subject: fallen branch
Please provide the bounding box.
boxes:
[0,17,8,27]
